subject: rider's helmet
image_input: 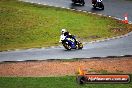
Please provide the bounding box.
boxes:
[61,29,67,34]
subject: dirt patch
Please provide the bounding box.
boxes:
[88,35,101,39]
[0,57,132,77]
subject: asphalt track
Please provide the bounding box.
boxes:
[0,0,132,61]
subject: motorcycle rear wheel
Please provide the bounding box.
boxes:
[101,4,104,10]
[77,41,83,49]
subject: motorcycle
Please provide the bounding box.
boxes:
[92,0,104,10]
[61,35,83,50]
[72,0,85,6]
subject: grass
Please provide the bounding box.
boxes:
[0,0,132,51]
[0,76,131,88]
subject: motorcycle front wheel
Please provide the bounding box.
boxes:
[63,43,71,50]
[81,0,85,6]
[92,4,96,9]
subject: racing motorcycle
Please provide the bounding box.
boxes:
[72,0,85,6]
[61,35,83,50]
[92,0,104,10]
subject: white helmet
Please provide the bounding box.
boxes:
[61,29,67,34]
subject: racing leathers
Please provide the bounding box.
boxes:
[59,32,77,44]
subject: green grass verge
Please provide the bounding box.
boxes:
[0,76,131,88]
[0,0,132,51]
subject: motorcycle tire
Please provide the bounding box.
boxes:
[81,0,85,6]
[77,41,83,49]
[101,4,104,10]
[92,5,96,9]
[99,2,104,10]
[63,43,71,50]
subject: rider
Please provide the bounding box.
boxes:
[59,29,77,44]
